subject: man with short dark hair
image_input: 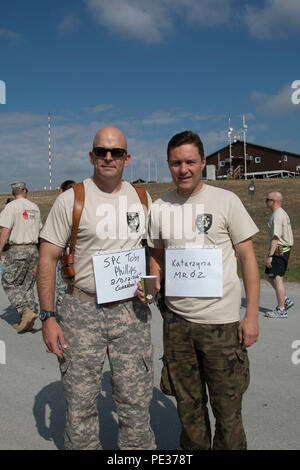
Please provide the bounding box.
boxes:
[264,192,294,318]
[59,180,75,193]
[0,182,42,332]
[140,130,260,450]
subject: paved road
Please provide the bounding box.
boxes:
[0,280,299,450]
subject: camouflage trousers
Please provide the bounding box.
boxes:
[58,294,156,450]
[1,246,38,315]
[161,310,250,450]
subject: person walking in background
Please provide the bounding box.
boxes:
[264,192,294,319]
[59,180,76,194]
[0,182,42,332]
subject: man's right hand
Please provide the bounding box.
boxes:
[42,317,67,359]
[136,280,161,304]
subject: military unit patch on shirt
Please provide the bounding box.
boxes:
[127,212,140,232]
[195,214,213,234]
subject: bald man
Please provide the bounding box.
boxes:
[264,192,294,318]
[37,126,155,450]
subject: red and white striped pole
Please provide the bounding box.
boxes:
[48,112,52,190]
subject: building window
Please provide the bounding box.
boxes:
[219,161,225,167]
[255,157,261,163]
[296,165,300,171]
[283,155,288,162]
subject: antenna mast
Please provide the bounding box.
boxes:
[48,113,52,190]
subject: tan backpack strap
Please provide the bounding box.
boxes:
[132,184,148,210]
[69,182,85,253]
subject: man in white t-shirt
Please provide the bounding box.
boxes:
[139,130,260,450]
[37,126,155,450]
[0,182,41,332]
[264,192,294,318]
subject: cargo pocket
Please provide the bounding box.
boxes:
[205,348,250,402]
[235,348,250,395]
[142,344,154,374]
[58,351,71,376]
[160,355,176,396]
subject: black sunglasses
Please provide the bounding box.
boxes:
[93,147,127,159]
[265,198,274,202]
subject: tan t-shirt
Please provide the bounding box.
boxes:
[40,178,151,294]
[148,183,259,324]
[267,207,293,247]
[0,198,42,244]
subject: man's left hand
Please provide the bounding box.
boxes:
[265,256,273,269]
[238,316,259,350]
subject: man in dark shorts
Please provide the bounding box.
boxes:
[264,192,294,319]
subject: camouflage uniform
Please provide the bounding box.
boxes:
[58,294,155,450]
[161,309,250,450]
[55,259,67,314]
[1,245,38,315]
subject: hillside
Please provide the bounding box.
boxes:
[0,178,299,280]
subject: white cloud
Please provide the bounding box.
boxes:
[141,110,178,126]
[84,0,300,42]
[141,109,210,126]
[57,13,80,35]
[252,84,299,114]
[0,107,269,191]
[0,112,172,191]
[167,0,235,27]
[0,28,21,41]
[202,130,228,154]
[84,0,236,43]
[244,0,300,38]
[0,112,45,129]
[84,0,172,43]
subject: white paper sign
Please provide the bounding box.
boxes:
[165,247,223,297]
[92,247,146,304]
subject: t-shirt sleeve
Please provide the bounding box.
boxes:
[271,211,284,239]
[40,194,73,248]
[227,194,259,245]
[0,205,14,229]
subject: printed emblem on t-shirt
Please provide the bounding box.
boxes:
[127,212,140,232]
[23,210,28,220]
[195,214,212,234]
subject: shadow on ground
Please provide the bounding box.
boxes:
[241,297,270,314]
[0,305,41,333]
[33,371,180,450]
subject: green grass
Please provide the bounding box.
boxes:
[237,263,300,282]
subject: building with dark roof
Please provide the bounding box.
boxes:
[205,140,300,179]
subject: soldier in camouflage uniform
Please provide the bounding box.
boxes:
[37,126,155,450]
[0,182,42,332]
[142,131,260,450]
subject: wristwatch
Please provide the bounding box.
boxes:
[39,310,56,321]
[267,253,274,258]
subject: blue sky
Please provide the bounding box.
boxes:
[0,0,300,192]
